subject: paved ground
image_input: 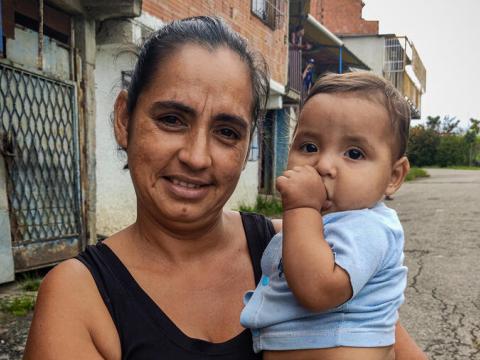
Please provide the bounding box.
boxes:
[0,168,479,359]
[387,168,480,359]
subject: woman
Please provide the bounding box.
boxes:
[24,17,426,359]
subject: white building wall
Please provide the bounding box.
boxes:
[95,43,138,235]
[225,160,259,210]
[342,36,385,75]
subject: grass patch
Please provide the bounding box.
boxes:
[18,271,43,292]
[238,195,283,217]
[20,277,42,292]
[405,167,430,181]
[0,295,36,316]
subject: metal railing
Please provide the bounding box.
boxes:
[288,48,302,95]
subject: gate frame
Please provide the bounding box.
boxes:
[0,57,87,271]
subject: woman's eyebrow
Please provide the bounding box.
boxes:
[149,100,196,116]
[213,113,249,130]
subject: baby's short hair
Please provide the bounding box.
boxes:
[304,71,411,159]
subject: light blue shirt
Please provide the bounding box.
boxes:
[240,202,407,352]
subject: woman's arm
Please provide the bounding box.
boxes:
[24,260,119,360]
[394,323,428,360]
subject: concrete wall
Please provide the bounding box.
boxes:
[0,155,14,283]
[341,36,384,75]
[94,41,138,236]
[5,27,71,81]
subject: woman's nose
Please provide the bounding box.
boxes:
[178,129,212,171]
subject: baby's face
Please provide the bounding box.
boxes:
[288,92,397,214]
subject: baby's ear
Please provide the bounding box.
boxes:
[385,156,410,196]
[114,90,130,150]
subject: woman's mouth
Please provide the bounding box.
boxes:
[170,178,203,189]
[163,176,212,200]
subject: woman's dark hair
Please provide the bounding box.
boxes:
[126,16,270,128]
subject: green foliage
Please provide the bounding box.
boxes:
[238,195,283,216]
[436,135,468,167]
[20,276,42,292]
[0,295,36,316]
[405,167,430,181]
[408,116,480,168]
[407,126,440,166]
[426,115,441,132]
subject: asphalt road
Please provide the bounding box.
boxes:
[387,168,480,359]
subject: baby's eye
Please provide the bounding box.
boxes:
[300,143,318,153]
[345,148,365,160]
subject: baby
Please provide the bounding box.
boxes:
[241,72,411,360]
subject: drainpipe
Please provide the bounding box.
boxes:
[37,0,44,70]
[338,46,343,74]
[0,0,4,55]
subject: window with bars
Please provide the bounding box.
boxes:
[251,0,286,30]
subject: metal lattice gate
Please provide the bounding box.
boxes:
[0,63,84,271]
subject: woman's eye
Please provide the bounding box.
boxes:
[217,128,239,140]
[159,115,183,127]
[345,148,364,160]
[300,143,318,153]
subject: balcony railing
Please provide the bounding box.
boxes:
[383,36,425,119]
[288,47,302,96]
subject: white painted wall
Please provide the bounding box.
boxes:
[226,160,259,210]
[342,36,385,75]
[0,155,14,283]
[95,43,138,236]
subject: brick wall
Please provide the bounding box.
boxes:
[142,0,288,85]
[311,0,378,36]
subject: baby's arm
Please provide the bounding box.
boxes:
[276,165,352,312]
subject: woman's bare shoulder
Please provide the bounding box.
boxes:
[37,258,98,301]
[24,259,120,359]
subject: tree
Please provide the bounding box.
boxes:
[426,115,441,132]
[464,118,480,166]
[436,135,468,167]
[441,115,461,134]
[407,125,440,166]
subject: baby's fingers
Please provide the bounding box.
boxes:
[275,175,289,192]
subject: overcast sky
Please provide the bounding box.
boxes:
[362,0,480,129]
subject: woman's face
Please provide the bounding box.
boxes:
[115,44,254,226]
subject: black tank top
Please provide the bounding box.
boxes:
[76,213,275,359]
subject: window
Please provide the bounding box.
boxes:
[251,0,286,30]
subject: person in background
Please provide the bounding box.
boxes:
[303,58,315,94]
[290,25,312,51]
